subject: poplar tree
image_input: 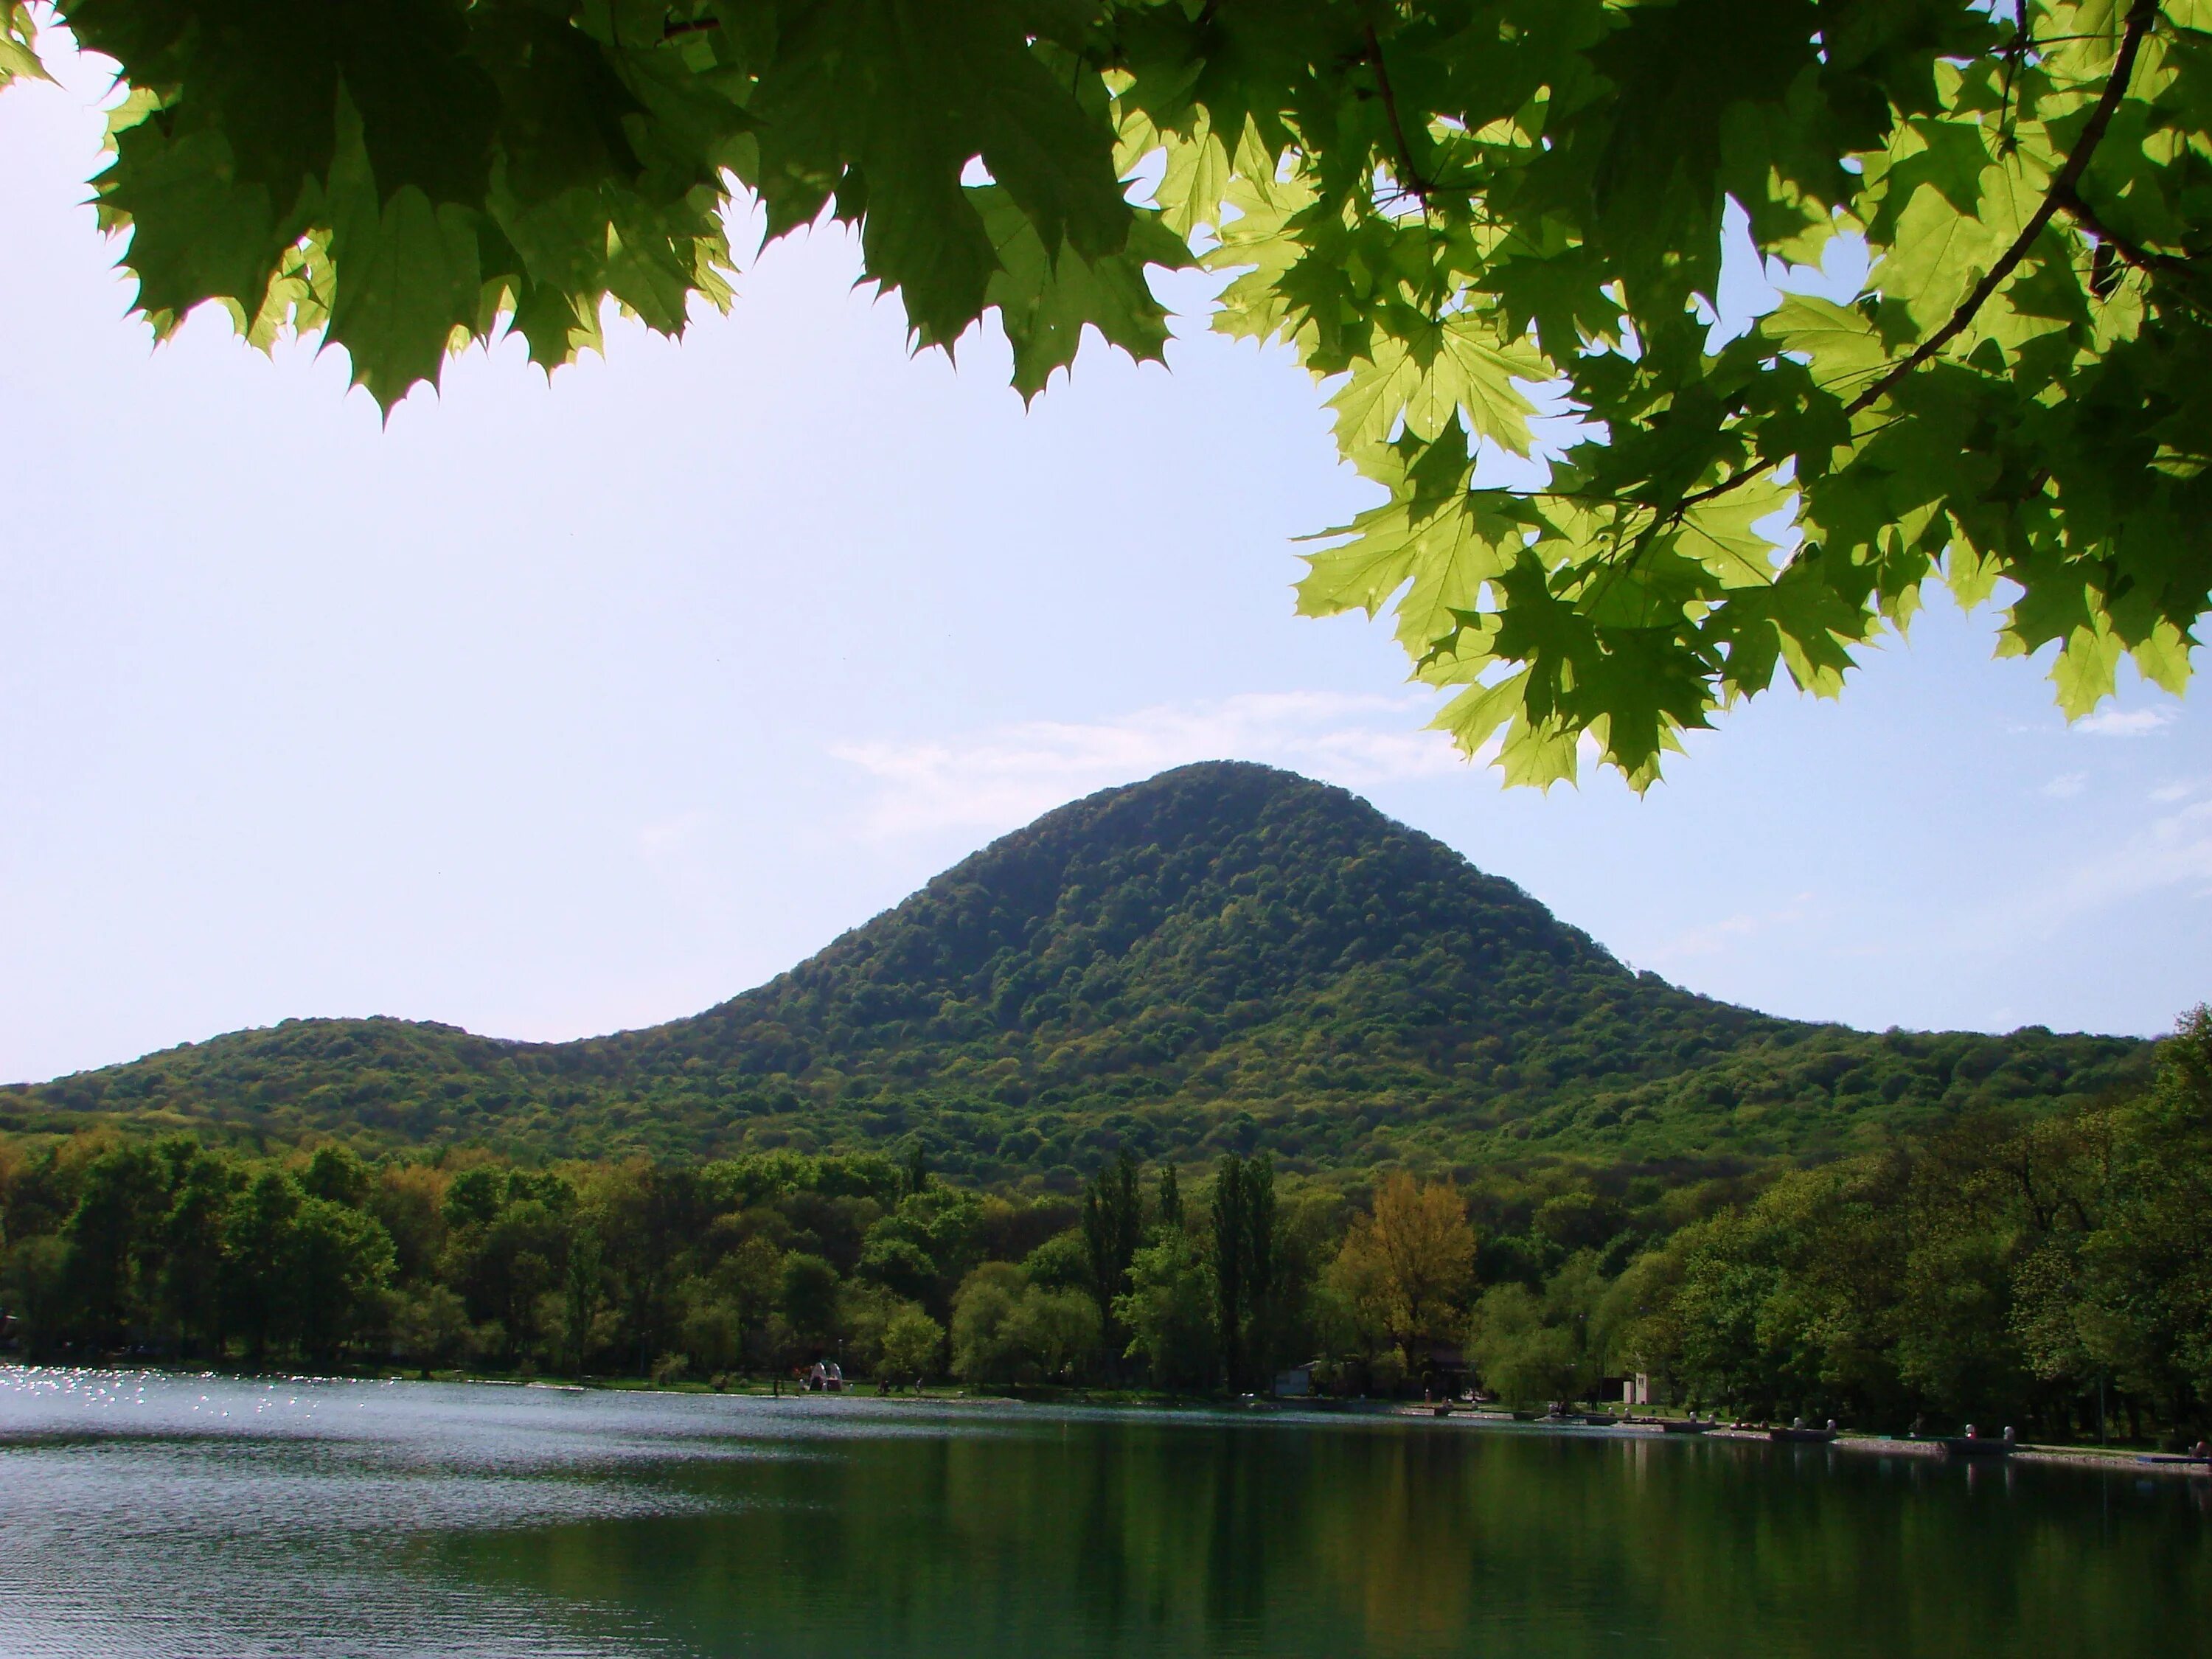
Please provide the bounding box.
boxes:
[1210,1152,1277,1390]
[1082,1150,1144,1355]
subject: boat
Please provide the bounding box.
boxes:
[1661,1419,1714,1435]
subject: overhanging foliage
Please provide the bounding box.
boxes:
[8,1,2211,783]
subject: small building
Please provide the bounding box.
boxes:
[805,1360,845,1393]
[1273,1363,1317,1399]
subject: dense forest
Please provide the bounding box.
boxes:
[4,762,2190,1441]
[5,1011,2207,1447]
[0,765,2150,1175]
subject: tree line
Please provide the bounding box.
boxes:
[3,1012,2207,1444]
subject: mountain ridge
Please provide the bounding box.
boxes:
[1,762,2151,1175]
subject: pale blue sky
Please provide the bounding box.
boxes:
[3,46,2206,1085]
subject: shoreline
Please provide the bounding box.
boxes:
[1382,1403,2211,1480]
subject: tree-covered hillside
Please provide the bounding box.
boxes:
[1,764,2149,1175]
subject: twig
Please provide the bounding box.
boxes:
[1364,24,1436,206]
[2000,2,2034,149]
[2053,182,2199,282]
[1664,0,2163,522]
[1841,0,2160,418]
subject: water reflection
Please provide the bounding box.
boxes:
[0,1368,2204,1658]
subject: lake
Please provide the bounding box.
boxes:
[0,1368,2205,1658]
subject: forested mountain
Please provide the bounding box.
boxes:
[1,764,2148,1177]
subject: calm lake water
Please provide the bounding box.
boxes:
[0,1368,2205,1658]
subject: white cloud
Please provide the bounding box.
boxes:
[2000,798,2212,931]
[2076,706,2177,737]
[1641,894,1818,965]
[831,692,1470,840]
[2150,779,2202,804]
[2042,772,2088,799]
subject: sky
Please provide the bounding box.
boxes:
[4,44,2209,1087]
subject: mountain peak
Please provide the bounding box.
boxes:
[610,758,1759,1110]
[8,764,2147,1169]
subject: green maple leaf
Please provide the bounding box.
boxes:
[1299,487,1526,658]
[2049,622,2127,720]
[95,124,283,338]
[1484,242,1627,358]
[322,99,484,408]
[1870,116,2045,338]
[1759,295,1889,393]
[1117,107,1243,240]
[1431,672,1578,788]
[750,0,1130,351]
[0,4,47,88]
[972,186,1189,400]
[1668,476,1793,590]
[1714,560,1873,699]
[1328,313,1547,463]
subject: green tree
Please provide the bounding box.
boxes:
[554,1220,609,1377]
[290,1197,396,1363]
[1155,1165,1183,1236]
[1465,1284,1580,1407]
[1208,1152,1277,1390]
[2055,1009,2212,1427]
[153,1138,237,1358]
[1002,1287,1101,1382]
[392,1284,473,1370]
[1115,1232,1218,1393]
[221,1167,307,1363]
[0,1234,72,1358]
[950,1259,1102,1384]
[301,1144,372,1208]
[878,1304,947,1388]
[779,1251,841,1349]
[10,2,2208,774]
[61,1141,171,1346]
[1082,1151,1144,1360]
[855,1233,939,1307]
[951,1262,1028,1382]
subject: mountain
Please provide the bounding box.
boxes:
[0,763,2150,1178]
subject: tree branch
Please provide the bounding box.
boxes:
[2053,181,2200,282]
[1840,0,2162,419]
[1364,24,1436,206]
[1666,0,2163,522]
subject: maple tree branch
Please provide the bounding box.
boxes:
[2053,182,2201,282]
[1364,24,1436,206]
[1663,0,2163,525]
[1841,0,2162,419]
